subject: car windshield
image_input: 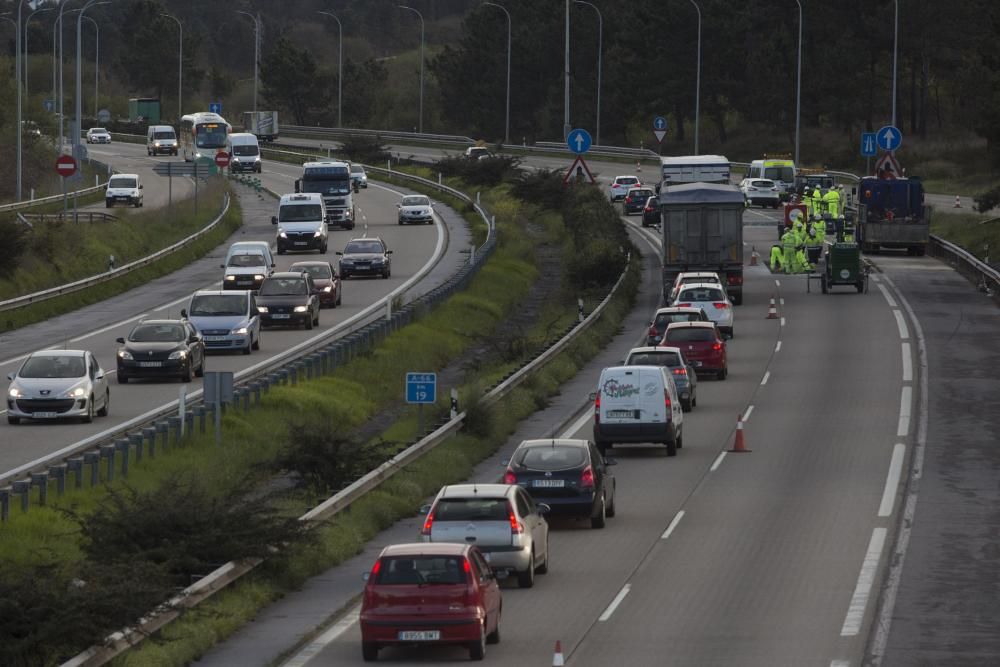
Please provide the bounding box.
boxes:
[301,178,350,196]
[292,264,332,279]
[345,241,383,254]
[678,288,725,302]
[232,144,259,156]
[626,351,682,367]
[516,445,587,470]
[402,196,429,207]
[91,128,108,134]
[764,167,795,182]
[350,165,364,174]
[259,278,307,296]
[667,328,716,343]
[279,204,323,222]
[655,312,701,327]
[129,324,186,342]
[227,254,265,268]
[19,355,86,379]
[189,295,247,316]
[154,131,175,140]
[629,189,652,198]
[617,178,638,186]
[434,498,508,521]
[195,123,227,148]
[109,177,137,189]
[375,556,467,586]
[751,180,775,188]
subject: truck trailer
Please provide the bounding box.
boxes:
[855,177,929,255]
[242,111,279,143]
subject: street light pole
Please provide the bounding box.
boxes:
[160,13,182,123]
[563,0,570,139]
[794,0,802,167]
[398,5,424,134]
[235,11,260,117]
[75,0,109,154]
[688,0,701,155]
[82,15,98,120]
[24,6,54,98]
[317,11,343,128]
[57,0,77,154]
[572,0,602,147]
[15,0,25,200]
[891,0,899,128]
[483,2,511,145]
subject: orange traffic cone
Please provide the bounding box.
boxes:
[553,640,566,666]
[954,195,962,208]
[766,297,778,319]
[636,160,642,173]
[750,245,759,266]
[729,414,751,452]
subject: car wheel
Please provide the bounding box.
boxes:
[536,537,549,574]
[242,338,252,355]
[666,437,677,457]
[252,333,260,351]
[517,552,535,588]
[105,200,113,208]
[313,309,320,326]
[98,390,109,417]
[361,642,378,662]
[591,495,607,529]
[682,399,692,412]
[606,488,617,517]
[305,313,314,330]
[7,416,19,425]
[336,291,342,306]
[320,243,328,254]
[692,393,697,408]
[469,622,486,661]
[718,367,728,381]
[676,433,683,449]
[398,219,404,225]
[181,364,193,383]
[195,358,205,377]
[277,247,285,255]
[486,610,501,644]
[82,397,95,424]
[118,374,128,384]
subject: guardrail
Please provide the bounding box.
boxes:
[20,211,118,224]
[929,234,1000,299]
[282,124,475,147]
[0,155,114,215]
[534,141,660,159]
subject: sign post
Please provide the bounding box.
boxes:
[55,155,78,220]
[203,371,234,445]
[653,115,668,151]
[406,372,437,436]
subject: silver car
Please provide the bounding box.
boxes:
[397,194,435,225]
[350,164,368,188]
[7,350,110,425]
[419,483,550,588]
[671,282,735,338]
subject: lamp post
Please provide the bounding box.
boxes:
[82,15,98,120]
[563,0,570,139]
[572,0,602,147]
[56,0,78,154]
[15,0,26,200]
[397,5,424,134]
[160,13,182,123]
[688,0,701,155]
[794,0,802,167]
[235,10,260,117]
[24,5,54,97]
[75,0,109,154]
[482,2,510,145]
[891,0,899,128]
[317,11,343,128]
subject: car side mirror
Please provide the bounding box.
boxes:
[220,263,226,269]
[115,337,125,344]
[253,308,260,317]
[604,457,618,466]
[537,503,551,515]
[271,263,275,268]
[362,572,371,582]
[188,335,199,343]
[271,216,277,225]
[418,504,432,515]
[386,250,393,255]
[335,251,344,256]
[139,184,144,189]
[6,373,13,381]
[500,458,510,466]
[180,308,188,319]
[396,203,401,208]
[95,373,104,380]
[588,391,597,402]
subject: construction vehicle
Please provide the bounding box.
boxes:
[854,176,929,255]
[748,154,796,200]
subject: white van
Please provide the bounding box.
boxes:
[105,173,143,208]
[227,132,262,173]
[221,241,275,291]
[658,155,731,191]
[748,156,796,200]
[146,125,178,156]
[272,193,328,254]
[592,365,684,456]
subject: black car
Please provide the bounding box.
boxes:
[255,272,321,329]
[336,237,392,279]
[504,438,616,529]
[624,346,698,412]
[116,319,205,384]
[646,307,711,346]
[641,196,660,227]
[623,187,655,215]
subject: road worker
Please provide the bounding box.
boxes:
[823,185,841,217]
[805,226,822,269]
[811,214,827,244]
[770,243,783,272]
[811,186,823,217]
[781,228,797,274]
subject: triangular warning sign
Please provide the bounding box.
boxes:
[563,155,596,185]
[874,152,902,180]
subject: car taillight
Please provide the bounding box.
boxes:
[648,325,658,337]
[664,389,671,410]
[580,465,595,489]
[677,303,691,308]
[421,509,435,536]
[594,392,601,423]
[370,559,382,578]
[727,274,743,286]
[503,468,517,485]
[673,367,687,376]
[713,302,729,309]
[508,503,524,534]
[463,558,471,574]
[712,343,722,351]
[644,206,654,212]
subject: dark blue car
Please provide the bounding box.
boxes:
[624,346,699,412]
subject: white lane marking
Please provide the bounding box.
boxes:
[878,444,907,518]
[761,371,770,385]
[897,386,912,437]
[893,310,909,340]
[775,340,782,353]
[877,283,898,308]
[598,583,632,622]
[779,297,785,306]
[840,527,887,636]
[831,661,850,667]
[280,607,361,667]
[774,279,781,287]
[742,405,754,422]
[560,407,594,439]
[710,451,726,471]
[870,274,881,283]
[780,317,786,326]
[901,342,912,382]
[661,510,685,539]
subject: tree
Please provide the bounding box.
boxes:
[260,36,335,125]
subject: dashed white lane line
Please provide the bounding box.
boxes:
[901,342,913,382]
[660,510,685,540]
[742,405,755,422]
[761,371,770,385]
[780,316,786,327]
[841,527,888,636]
[774,279,781,287]
[831,660,851,667]
[560,408,594,439]
[280,606,361,667]
[897,386,912,437]
[710,451,727,472]
[779,297,785,306]
[598,583,632,622]
[878,444,907,518]
[877,283,898,308]
[893,310,910,340]
[775,340,782,352]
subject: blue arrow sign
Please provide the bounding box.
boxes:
[567,128,592,155]
[653,116,667,131]
[861,132,877,157]
[209,102,223,115]
[876,125,902,152]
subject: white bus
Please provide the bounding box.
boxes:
[179,112,231,162]
[658,155,731,189]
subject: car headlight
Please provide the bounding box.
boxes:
[67,387,86,398]
[340,259,353,265]
[118,350,133,360]
[293,305,308,313]
[256,306,268,314]
[371,258,384,264]
[225,275,236,281]
[231,326,249,334]
[322,285,332,292]
[313,230,322,237]
[278,231,287,238]
[345,210,353,219]
[168,350,187,360]
[8,387,22,398]
[253,274,264,281]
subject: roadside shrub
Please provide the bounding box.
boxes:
[460,383,494,438]
[339,136,391,164]
[974,184,1000,213]
[513,168,567,209]
[561,185,629,288]
[434,155,520,186]
[0,219,30,277]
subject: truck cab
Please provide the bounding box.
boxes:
[295,161,355,230]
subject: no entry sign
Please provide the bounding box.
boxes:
[55,154,78,178]
[214,151,231,169]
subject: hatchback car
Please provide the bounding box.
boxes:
[464,146,492,160]
[505,439,616,529]
[397,194,435,225]
[184,290,261,354]
[740,178,781,208]
[350,163,368,188]
[641,196,660,227]
[623,187,655,215]
[646,306,711,346]
[667,271,725,304]
[289,261,341,308]
[624,346,698,412]
[360,542,501,662]
[6,350,109,425]
[255,272,321,330]
[420,483,549,588]
[609,175,642,201]
[115,319,205,384]
[671,282,734,338]
[86,127,111,144]
[664,321,728,380]
[338,237,392,279]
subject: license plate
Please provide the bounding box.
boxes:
[693,361,703,367]
[398,631,440,641]
[271,314,290,319]
[533,479,565,488]
[33,411,58,418]
[205,336,227,342]
[607,410,634,419]
[294,242,308,246]
[139,361,162,367]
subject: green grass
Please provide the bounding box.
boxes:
[931,211,1000,261]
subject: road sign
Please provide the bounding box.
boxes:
[876,125,902,152]
[55,154,77,178]
[43,99,54,113]
[653,116,668,143]
[861,132,877,157]
[567,128,592,155]
[97,108,111,123]
[215,151,231,169]
[874,152,902,180]
[209,102,222,114]
[562,155,596,185]
[195,156,217,177]
[406,372,437,404]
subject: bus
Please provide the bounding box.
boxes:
[658,155,731,191]
[179,112,231,162]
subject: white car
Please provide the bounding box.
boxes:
[667,271,724,303]
[464,146,492,160]
[86,127,111,144]
[105,173,143,208]
[7,350,110,425]
[609,175,642,201]
[671,282,734,338]
[397,194,435,225]
[740,178,781,208]
[350,164,368,188]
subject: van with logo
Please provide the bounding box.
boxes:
[748,156,796,200]
[592,365,684,456]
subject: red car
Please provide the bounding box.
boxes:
[288,260,341,308]
[663,321,728,380]
[360,542,502,662]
